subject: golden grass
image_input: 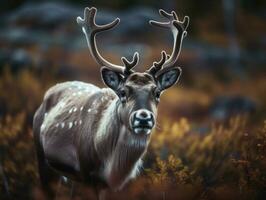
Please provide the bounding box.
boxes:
[0,66,265,199]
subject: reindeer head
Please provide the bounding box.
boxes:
[77,7,189,135]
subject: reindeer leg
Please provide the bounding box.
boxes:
[99,189,107,200]
[94,187,107,200]
[96,188,108,200]
[33,105,59,199]
[94,187,100,200]
[55,177,63,200]
[69,180,75,199]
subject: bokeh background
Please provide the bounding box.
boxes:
[0,0,266,199]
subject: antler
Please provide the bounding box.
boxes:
[77,7,139,75]
[146,51,167,76]
[147,9,189,76]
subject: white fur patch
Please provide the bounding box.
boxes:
[40,81,103,138]
[59,102,65,108]
[130,159,143,179]
[69,122,73,129]
[40,124,45,132]
[95,99,118,143]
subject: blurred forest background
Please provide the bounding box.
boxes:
[0,0,266,199]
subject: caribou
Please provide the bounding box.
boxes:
[33,7,189,199]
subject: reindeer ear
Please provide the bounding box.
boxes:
[101,67,123,90]
[156,67,181,91]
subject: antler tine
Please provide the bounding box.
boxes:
[182,16,190,31]
[149,20,170,29]
[77,7,138,75]
[159,9,177,20]
[149,9,178,29]
[77,7,121,33]
[121,52,139,75]
[148,9,189,76]
[146,51,167,75]
[171,11,178,20]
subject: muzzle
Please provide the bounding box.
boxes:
[130,109,155,135]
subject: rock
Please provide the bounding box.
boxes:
[209,96,256,120]
[0,28,39,45]
[1,3,166,48]
[6,2,81,30]
[56,63,80,79]
[9,49,32,72]
[117,6,160,37]
[4,2,121,34]
[0,49,11,68]
[0,48,32,73]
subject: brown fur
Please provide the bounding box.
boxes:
[33,78,155,191]
[34,7,189,198]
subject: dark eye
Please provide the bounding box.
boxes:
[154,89,161,102]
[120,89,127,103]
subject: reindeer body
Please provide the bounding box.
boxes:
[33,7,189,197]
[33,81,148,190]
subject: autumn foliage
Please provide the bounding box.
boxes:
[0,65,265,200]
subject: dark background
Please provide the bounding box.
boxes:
[0,0,265,199]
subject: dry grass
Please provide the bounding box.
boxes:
[0,64,265,199]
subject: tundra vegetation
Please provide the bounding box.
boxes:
[0,60,265,199]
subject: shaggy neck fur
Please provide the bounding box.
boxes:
[95,98,149,190]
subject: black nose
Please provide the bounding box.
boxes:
[136,109,150,120]
[131,109,155,135]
